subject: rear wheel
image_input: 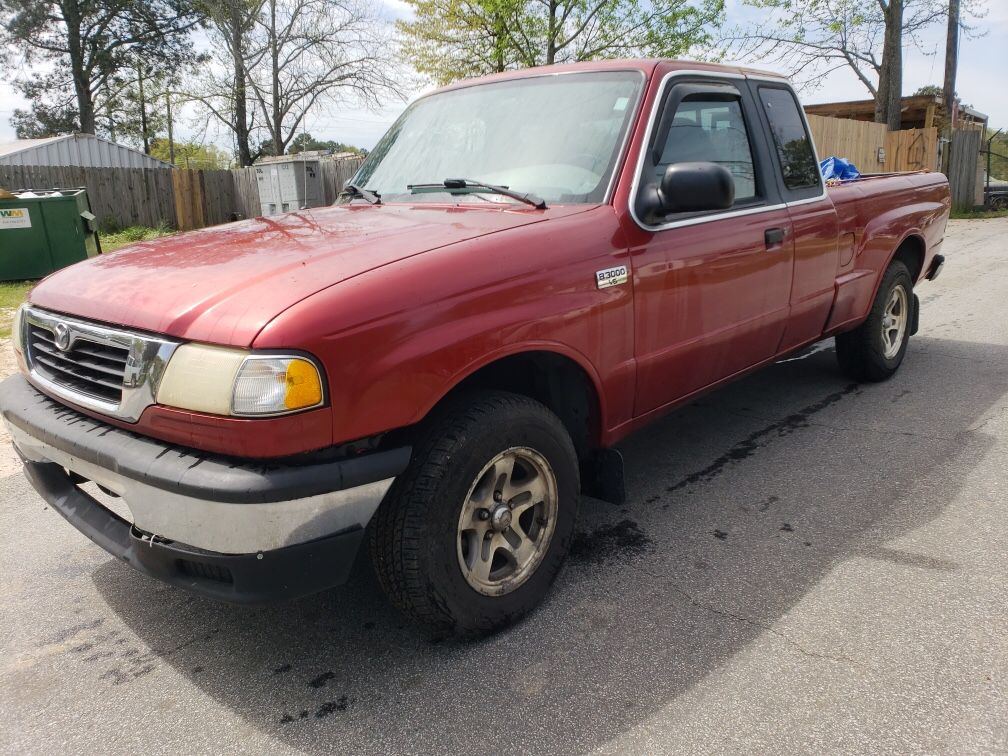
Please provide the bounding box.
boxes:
[836,260,913,381]
[370,391,579,637]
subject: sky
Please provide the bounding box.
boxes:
[1,0,1006,152]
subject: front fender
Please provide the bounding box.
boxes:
[253,206,635,446]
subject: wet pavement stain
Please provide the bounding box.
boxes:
[45,618,104,646]
[308,671,335,689]
[316,695,353,718]
[569,519,654,565]
[668,385,860,493]
[279,692,354,724]
[50,621,168,686]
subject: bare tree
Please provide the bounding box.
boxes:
[875,0,904,129]
[189,0,264,166]
[720,0,947,128]
[247,0,403,156]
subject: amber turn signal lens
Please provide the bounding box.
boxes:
[282,358,324,410]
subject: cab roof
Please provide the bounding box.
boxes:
[433,59,789,95]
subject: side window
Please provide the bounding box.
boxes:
[653,97,757,203]
[758,87,820,191]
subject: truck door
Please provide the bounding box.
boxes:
[749,82,840,351]
[628,75,795,416]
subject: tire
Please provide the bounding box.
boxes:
[835,260,914,382]
[370,391,579,637]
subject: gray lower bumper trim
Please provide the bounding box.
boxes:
[0,375,408,554]
[11,422,393,553]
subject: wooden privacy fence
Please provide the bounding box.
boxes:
[885,127,939,173]
[806,114,938,173]
[0,164,177,229]
[171,169,204,231]
[173,157,365,231]
[947,129,984,210]
[0,156,365,232]
[807,115,887,171]
[320,159,365,205]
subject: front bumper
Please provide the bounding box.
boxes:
[0,374,411,602]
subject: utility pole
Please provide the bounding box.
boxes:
[166,92,176,166]
[986,129,1002,209]
[137,64,149,154]
[106,96,116,143]
[943,0,960,129]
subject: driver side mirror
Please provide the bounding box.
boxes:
[640,161,735,223]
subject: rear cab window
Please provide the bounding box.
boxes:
[756,86,823,201]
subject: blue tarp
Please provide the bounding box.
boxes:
[820,156,861,181]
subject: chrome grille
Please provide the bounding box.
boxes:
[21,306,180,422]
[28,323,129,403]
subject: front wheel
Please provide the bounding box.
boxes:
[370,391,579,637]
[835,259,913,381]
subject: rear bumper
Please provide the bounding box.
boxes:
[1,374,411,602]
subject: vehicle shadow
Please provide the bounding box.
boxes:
[86,335,1006,754]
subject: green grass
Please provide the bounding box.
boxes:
[0,280,35,339]
[950,208,1008,219]
[101,223,174,252]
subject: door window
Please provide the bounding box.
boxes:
[652,97,757,203]
[758,87,821,194]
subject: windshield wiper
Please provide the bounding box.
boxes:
[341,183,381,205]
[407,178,547,209]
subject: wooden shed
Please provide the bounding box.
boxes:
[805,95,988,132]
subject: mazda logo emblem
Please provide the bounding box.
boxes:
[53,323,71,351]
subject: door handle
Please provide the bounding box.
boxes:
[764,227,785,247]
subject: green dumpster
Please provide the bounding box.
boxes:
[0,187,101,281]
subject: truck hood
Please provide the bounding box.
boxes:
[29,203,589,345]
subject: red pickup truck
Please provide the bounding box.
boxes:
[2,60,948,636]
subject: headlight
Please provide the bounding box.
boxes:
[156,344,324,417]
[11,304,25,355]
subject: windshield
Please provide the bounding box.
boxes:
[350,71,644,205]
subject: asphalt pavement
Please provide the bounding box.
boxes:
[1,218,1006,755]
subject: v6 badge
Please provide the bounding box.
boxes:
[596,265,628,289]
